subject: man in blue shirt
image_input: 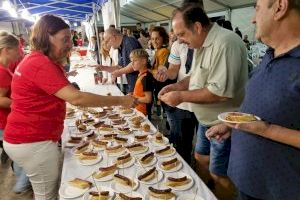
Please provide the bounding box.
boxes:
[206,0,300,199]
[99,28,141,93]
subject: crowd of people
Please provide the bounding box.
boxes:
[0,0,299,200]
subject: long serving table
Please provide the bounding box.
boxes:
[59,56,217,200]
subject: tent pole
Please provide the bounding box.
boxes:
[93,2,101,65]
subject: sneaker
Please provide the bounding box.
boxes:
[14,185,32,194]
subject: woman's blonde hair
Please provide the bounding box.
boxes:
[0,31,19,52]
[101,39,110,59]
[130,49,149,60]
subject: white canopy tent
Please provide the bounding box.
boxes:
[96,0,256,40]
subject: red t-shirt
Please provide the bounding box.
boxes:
[0,65,12,130]
[4,51,70,144]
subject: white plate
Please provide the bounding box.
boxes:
[128,146,149,155]
[115,157,136,169]
[106,148,127,157]
[157,158,182,173]
[120,111,135,117]
[155,146,176,158]
[114,191,144,200]
[65,141,82,148]
[165,172,194,191]
[129,125,142,131]
[136,169,164,185]
[128,116,145,123]
[91,141,112,151]
[98,129,115,135]
[71,144,91,156]
[145,194,176,200]
[111,178,139,193]
[70,129,93,138]
[78,154,102,166]
[82,186,115,200]
[135,155,157,168]
[112,121,128,128]
[59,183,89,199]
[145,185,176,200]
[116,128,133,135]
[218,112,261,124]
[177,194,204,200]
[93,170,117,182]
[149,136,169,147]
[113,136,134,146]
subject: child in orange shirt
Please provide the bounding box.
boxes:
[130,49,154,120]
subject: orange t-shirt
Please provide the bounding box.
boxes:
[151,47,170,75]
[133,70,154,115]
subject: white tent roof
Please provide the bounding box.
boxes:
[120,0,256,23]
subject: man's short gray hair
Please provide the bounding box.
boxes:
[105,27,122,36]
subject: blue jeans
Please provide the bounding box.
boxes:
[195,124,231,176]
[13,162,31,193]
[0,130,30,193]
[166,108,198,163]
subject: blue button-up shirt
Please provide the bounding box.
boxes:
[228,45,300,200]
[118,36,141,92]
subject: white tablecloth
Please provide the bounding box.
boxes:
[59,57,217,200]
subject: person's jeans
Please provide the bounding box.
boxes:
[4,140,61,200]
[13,162,31,193]
[1,130,31,192]
[195,124,231,176]
[166,107,198,163]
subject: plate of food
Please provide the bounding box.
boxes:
[72,142,91,156]
[65,136,82,147]
[91,139,111,151]
[149,133,169,146]
[92,164,118,182]
[129,115,145,123]
[164,172,194,191]
[218,112,261,124]
[77,152,102,166]
[157,157,182,173]
[114,192,144,200]
[126,143,149,155]
[136,167,164,185]
[135,152,157,168]
[114,153,135,169]
[82,186,115,200]
[145,186,176,200]
[116,127,132,135]
[154,146,176,158]
[140,123,156,135]
[134,134,150,143]
[105,145,126,157]
[111,174,139,193]
[59,178,92,199]
[120,108,135,117]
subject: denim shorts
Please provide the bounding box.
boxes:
[195,124,231,176]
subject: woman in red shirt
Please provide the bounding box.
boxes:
[3,15,136,200]
[0,31,31,193]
